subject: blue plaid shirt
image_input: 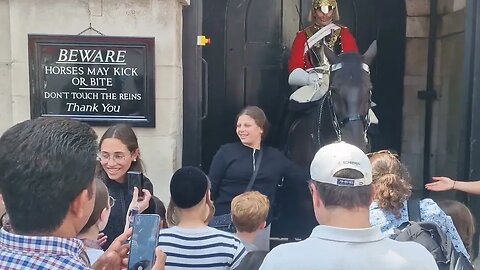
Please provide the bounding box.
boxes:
[0,228,90,269]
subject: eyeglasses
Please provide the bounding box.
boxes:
[109,196,116,208]
[97,152,129,163]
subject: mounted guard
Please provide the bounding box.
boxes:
[287,0,378,124]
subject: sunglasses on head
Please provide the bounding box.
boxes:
[366,149,399,158]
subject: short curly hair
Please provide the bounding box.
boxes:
[231,191,270,233]
[369,150,412,217]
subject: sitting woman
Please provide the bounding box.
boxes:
[368,150,470,259]
[209,106,309,251]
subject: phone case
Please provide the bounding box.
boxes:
[128,214,161,270]
[127,171,144,197]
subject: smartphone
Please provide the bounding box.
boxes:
[128,214,161,270]
[128,171,144,197]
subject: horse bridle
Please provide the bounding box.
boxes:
[328,62,372,143]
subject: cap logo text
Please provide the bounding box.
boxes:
[342,161,360,165]
[336,178,355,186]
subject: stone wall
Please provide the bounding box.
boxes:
[0,0,188,202]
[402,0,466,192]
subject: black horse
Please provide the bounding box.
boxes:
[274,42,377,239]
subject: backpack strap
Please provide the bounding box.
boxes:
[407,198,421,222]
[245,149,263,192]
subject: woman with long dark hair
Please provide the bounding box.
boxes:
[97,124,154,248]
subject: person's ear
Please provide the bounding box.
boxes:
[309,182,323,209]
[70,189,92,219]
[97,207,109,230]
[206,190,212,203]
[131,148,140,161]
[100,207,109,223]
[258,221,266,230]
[369,184,376,204]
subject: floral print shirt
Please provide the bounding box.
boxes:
[369,198,469,259]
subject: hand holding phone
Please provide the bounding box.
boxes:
[128,214,161,270]
[128,171,144,197]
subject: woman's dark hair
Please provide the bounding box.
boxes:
[152,196,166,222]
[438,200,476,257]
[80,178,109,233]
[236,106,270,139]
[98,124,144,173]
[166,199,180,227]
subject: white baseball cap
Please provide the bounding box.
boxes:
[310,142,372,187]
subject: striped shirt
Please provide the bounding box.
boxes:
[158,226,247,269]
[0,228,90,270]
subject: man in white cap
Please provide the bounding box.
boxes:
[260,142,438,270]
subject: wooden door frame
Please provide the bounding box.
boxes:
[182,0,203,167]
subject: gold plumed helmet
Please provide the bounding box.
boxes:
[313,0,337,10]
[312,0,339,20]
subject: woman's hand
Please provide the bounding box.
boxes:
[131,187,152,213]
[97,232,108,247]
[425,176,455,191]
[124,187,152,231]
[137,188,152,214]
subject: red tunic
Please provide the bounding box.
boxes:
[288,25,358,73]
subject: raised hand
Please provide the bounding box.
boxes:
[425,176,455,191]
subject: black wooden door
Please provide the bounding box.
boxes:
[201,0,291,172]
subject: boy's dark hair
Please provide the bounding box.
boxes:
[152,196,168,228]
[0,118,98,234]
[311,169,372,209]
[170,166,209,209]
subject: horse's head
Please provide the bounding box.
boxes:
[324,41,377,152]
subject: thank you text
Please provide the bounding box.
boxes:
[29,35,155,127]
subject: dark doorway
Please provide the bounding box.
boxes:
[201,0,290,172]
[183,0,406,238]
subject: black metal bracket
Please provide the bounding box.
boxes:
[417,90,437,100]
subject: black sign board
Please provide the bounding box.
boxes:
[28,35,155,127]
